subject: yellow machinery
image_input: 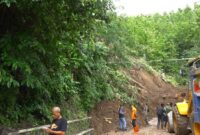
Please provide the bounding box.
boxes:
[173,56,200,135]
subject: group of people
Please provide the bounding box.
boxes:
[156,102,173,129]
[43,105,138,135]
[118,102,173,134]
[43,102,172,135]
[118,103,149,134]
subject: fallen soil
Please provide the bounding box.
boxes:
[103,117,192,135]
[102,118,174,135]
[129,68,186,117]
[90,100,145,135]
[90,68,187,134]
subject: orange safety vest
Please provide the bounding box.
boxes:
[131,106,137,120]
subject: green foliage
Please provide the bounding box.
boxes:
[102,5,200,85]
[0,0,120,126]
[0,0,16,7]
[1,0,199,128]
[0,0,136,127]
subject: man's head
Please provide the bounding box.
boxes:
[52,107,61,119]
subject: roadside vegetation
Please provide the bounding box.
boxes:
[0,0,199,127]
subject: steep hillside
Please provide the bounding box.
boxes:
[0,0,196,131]
[90,67,186,134]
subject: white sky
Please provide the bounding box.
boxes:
[114,0,199,16]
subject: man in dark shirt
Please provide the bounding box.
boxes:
[43,107,67,135]
[156,103,165,129]
[118,105,127,131]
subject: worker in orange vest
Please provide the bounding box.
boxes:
[131,105,139,135]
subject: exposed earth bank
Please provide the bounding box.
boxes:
[90,68,186,134]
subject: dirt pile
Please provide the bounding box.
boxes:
[90,100,145,135]
[90,68,186,134]
[130,68,186,115]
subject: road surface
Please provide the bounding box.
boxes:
[102,118,174,135]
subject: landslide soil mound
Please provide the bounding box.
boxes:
[90,68,186,135]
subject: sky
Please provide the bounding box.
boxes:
[114,0,199,16]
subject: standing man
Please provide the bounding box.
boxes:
[164,103,173,128]
[131,105,138,135]
[118,104,127,131]
[165,103,173,114]
[43,107,67,135]
[156,103,164,129]
[163,104,168,128]
[143,103,149,125]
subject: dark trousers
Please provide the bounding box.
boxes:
[163,115,168,128]
[157,115,164,129]
[132,119,136,128]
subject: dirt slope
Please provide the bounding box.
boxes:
[90,68,186,134]
[90,100,145,135]
[129,68,185,116]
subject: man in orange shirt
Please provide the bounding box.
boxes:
[131,105,138,135]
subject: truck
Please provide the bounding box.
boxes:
[167,56,200,135]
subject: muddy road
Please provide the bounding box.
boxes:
[102,118,174,135]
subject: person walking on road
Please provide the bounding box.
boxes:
[43,107,67,135]
[156,103,164,129]
[143,103,149,125]
[164,102,173,128]
[163,104,168,128]
[132,105,138,135]
[118,104,127,131]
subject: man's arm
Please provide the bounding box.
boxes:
[44,129,65,135]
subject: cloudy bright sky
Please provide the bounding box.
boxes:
[114,0,199,16]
